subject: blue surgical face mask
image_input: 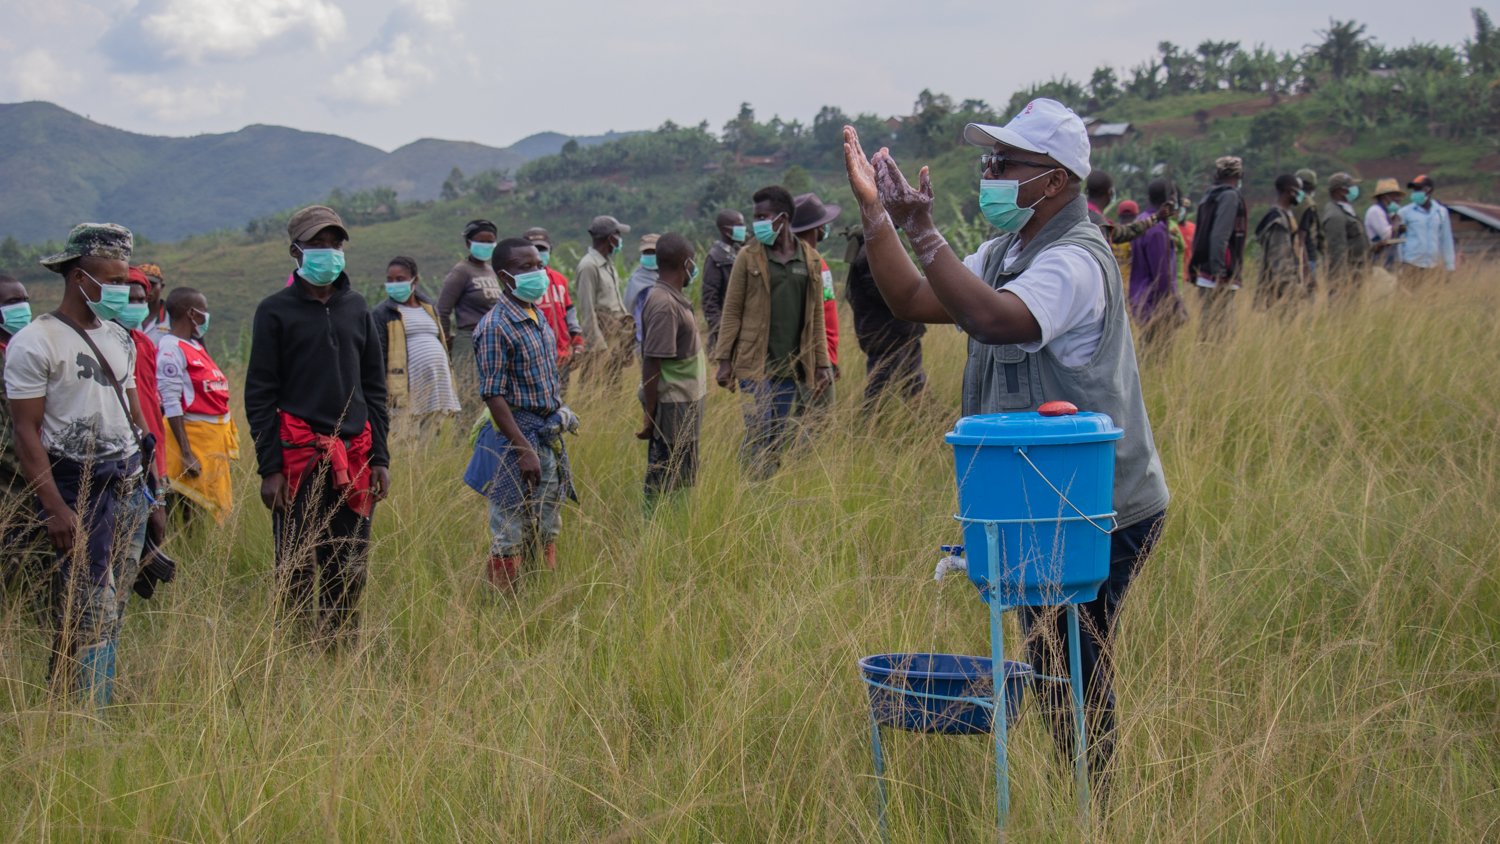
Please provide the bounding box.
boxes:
[296,248,346,286]
[821,223,832,240]
[194,309,211,337]
[80,270,132,320]
[507,269,549,303]
[2,302,32,335]
[978,170,1054,233]
[1409,190,1428,205]
[1346,185,1360,202]
[1294,190,1307,206]
[641,254,658,271]
[752,215,782,245]
[469,240,497,262]
[117,301,150,330]
[538,249,552,268]
[385,281,413,302]
[1387,201,1402,215]
[729,225,747,243]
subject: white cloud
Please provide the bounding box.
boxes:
[9,49,82,99]
[326,34,434,108]
[138,0,346,64]
[114,76,245,122]
[400,0,460,26]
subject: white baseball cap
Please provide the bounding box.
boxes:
[964,98,1092,180]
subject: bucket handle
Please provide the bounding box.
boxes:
[1015,447,1117,535]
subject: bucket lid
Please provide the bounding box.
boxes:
[945,406,1123,446]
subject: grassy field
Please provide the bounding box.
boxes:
[2,271,1498,842]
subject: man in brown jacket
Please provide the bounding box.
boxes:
[713,185,833,479]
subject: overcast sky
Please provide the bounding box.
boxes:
[0,0,1482,151]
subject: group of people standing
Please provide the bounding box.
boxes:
[0,180,938,702]
[1,229,232,706]
[1078,156,1460,344]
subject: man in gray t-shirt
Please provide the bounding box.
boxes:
[6,223,152,707]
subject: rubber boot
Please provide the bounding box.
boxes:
[76,639,117,709]
[487,555,521,591]
[543,543,558,571]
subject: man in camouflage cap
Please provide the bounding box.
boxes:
[6,222,158,707]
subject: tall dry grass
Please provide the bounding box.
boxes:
[1,270,1497,842]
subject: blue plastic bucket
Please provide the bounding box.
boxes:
[859,653,1033,735]
[945,405,1122,606]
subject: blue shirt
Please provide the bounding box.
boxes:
[1397,200,1456,271]
[474,294,561,415]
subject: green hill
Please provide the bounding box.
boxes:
[0,101,627,243]
[7,11,1498,350]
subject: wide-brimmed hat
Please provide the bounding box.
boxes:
[1373,178,1404,197]
[791,193,843,234]
[40,223,134,272]
[638,233,660,253]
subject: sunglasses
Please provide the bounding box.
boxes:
[979,154,1055,179]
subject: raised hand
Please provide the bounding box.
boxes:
[843,126,881,217]
[872,150,935,232]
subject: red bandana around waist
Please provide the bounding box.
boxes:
[278,411,374,517]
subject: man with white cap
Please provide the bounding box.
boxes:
[842,98,1169,782]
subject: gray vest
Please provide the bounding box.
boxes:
[961,195,1170,529]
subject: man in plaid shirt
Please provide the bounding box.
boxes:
[462,238,575,590]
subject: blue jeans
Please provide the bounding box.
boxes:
[49,479,148,705]
[488,444,563,556]
[737,378,806,480]
[1020,509,1166,780]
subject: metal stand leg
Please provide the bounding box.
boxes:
[1067,605,1090,819]
[986,524,1010,835]
[871,717,890,843]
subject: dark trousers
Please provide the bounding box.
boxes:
[645,400,702,501]
[1020,509,1166,779]
[272,467,371,649]
[862,340,926,407]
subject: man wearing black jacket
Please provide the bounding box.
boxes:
[244,205,389,649]
[1190,156,1248,336]
[844,231,926,407]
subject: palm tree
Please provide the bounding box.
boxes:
[1312,18,1372,80]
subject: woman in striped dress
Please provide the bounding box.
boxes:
[373,257,461,437]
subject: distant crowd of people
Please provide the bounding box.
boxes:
[1085,158,1458,341]
[0,179,933,705]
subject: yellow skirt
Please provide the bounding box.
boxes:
[164,416,240,521]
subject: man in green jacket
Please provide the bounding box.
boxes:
[1254,173,1308,310]
[713,185,833,479]
[1320,172,1369,300]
